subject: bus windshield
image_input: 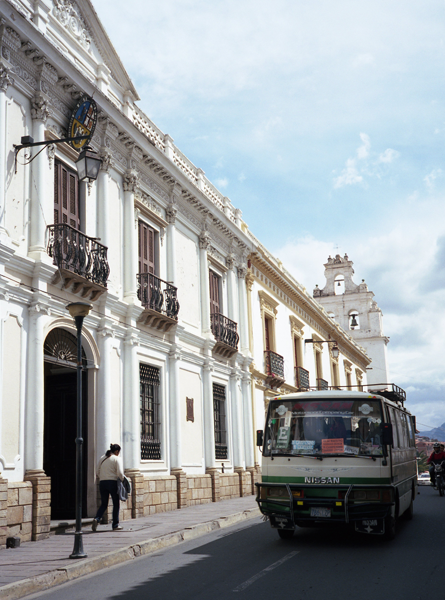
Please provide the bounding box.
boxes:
[264,398,384,457]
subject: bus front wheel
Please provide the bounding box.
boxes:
[277,529,294,540]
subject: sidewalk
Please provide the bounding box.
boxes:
[0,496,260,600]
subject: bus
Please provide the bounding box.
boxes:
[255,385,417,540]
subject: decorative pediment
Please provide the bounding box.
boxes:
[47,0,139,100]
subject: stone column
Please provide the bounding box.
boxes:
[237,265,250,356]
[123,170,139,304]
[226,254,238,325]
[203,359,216,470]
[97,149,112,248]
[96,321,113,457]
[0,66,13,238]
[24,299,52,539]
[123,329,140,471]
[28,93,50,259]
[230,368,245,470]
[25,300,49,472]
[199,227,212,337]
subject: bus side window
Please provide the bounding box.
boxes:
[400,413,410,448]
[406,414,416,447]
[395,411,408,449]
[388,407,400,448]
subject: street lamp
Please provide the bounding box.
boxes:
[66,301,92,559]
[14,136,101,182]
[305,338,340,359]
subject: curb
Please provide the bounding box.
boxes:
[0,507,261,600]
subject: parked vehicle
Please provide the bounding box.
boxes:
[417,472,431,486]
[256,385,417,541]
[434,463,445,496]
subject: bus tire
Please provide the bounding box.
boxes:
[277,529,294,540]
[384,515,396,540]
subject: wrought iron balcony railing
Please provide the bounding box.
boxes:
[47,223,109,287]
[295,366,310,389]
[137,272,180,320]
[210,313,239,350]
[264,350,285,380]
[317,378,329,390]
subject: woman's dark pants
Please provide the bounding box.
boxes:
[95,480,120,528]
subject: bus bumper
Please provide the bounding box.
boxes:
[255,482,395,534]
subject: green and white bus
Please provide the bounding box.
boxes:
[256,385,417,540]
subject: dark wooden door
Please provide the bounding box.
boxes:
[209,271,220,315]
[43,370,87,520]
[138,221,155,274]
[54,160,80,229]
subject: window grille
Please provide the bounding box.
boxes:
[213,383,228,460]
[140,364,161,460]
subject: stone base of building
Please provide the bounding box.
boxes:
[4,467,257,540]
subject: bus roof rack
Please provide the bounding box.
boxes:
[295,383,406,405]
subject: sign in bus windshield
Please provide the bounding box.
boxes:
[264,398,384,457]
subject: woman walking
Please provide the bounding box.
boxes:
[92,444,124,532]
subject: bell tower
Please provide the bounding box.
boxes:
[313,254,390,385]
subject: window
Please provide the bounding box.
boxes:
[138,220,156,275]
[209,270,221,315]
[54,160,79,228]
[213,383,227,460]
[140,364,161,460]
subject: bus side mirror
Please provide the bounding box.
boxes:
[256,430,264,447]
[382,423,393,446]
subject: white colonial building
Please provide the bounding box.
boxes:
[313,254,390,385]
[0,0,257,545]
[0,0,375,548]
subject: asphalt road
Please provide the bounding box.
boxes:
[27,485,443,600]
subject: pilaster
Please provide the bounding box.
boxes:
[123,170,139,303]
[0,65,13,238]
[0,477,7,549]
[23,470,51,541]
[171,468,187,508]
[125,468,144,519]
[205,468,220,503]
[123,329,140,470]
[203,359,216,469]
[199,226,212,338]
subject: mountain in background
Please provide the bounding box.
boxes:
[417,423,445,442]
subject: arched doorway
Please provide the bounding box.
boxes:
[43,328,88,520]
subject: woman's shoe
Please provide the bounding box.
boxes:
[112,525,123,531]
[92,519,98,532]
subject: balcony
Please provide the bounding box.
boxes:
[137,272,179,332]
[264,350,285,389]
[317,378,329,390]
[295,366,310,390]
[47,223,109,301]
[210,313,239,359]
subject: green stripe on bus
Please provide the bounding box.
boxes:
[262,476,392,484]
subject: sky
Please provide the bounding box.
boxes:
[91,0,445,431]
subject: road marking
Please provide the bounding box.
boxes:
[233,551,299,592]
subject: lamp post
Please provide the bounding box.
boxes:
[66,301,92,559]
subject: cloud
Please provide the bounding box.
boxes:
[424,168,443,190]
[378,148,400,163]
[356,133,371,159]
[333,158,363,188]
[215,177,229,189]
[238,172,246,182]
[333,134,400,189]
